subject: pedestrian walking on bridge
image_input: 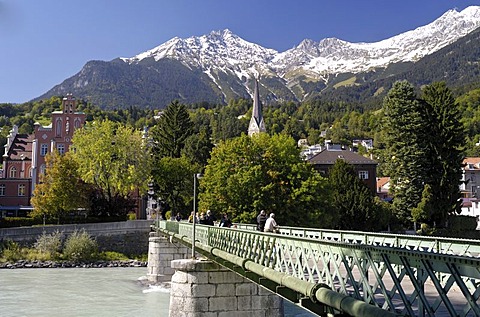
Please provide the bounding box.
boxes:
[257,210,267,232]
[264,213,279,233]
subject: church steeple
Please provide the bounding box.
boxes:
[248,79,266,136]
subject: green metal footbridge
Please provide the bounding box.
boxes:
[155,220,480,317]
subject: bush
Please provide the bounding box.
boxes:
[34,230,64,259]
[0,241,23,262]
[63,229,98,262]
[98,251,129,261]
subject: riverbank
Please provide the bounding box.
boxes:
[0,259,147,269]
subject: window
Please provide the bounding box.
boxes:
[40,164,46,175]
[0,184,5,196]
[55,118,62,137]
[57,144,65,155]
[41,144,48,156]
[18,184,25,196]
[358,170,369,180]
[74,118,81,129]
[9,167,17,178]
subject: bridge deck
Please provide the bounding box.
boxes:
[157,221,480,317]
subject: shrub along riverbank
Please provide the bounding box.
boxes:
[0,228,147,269]
[0,259,147,269]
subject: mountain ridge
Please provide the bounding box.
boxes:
[37,6,480,109]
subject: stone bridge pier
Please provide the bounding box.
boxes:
[147,232,190,283]
[147,232,284,316]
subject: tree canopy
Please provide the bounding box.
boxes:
[199,133,331,227]
[31,151,88,221]
[382,81,466,228]
[71,120,151,216]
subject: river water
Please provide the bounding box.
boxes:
[0,267,315,317]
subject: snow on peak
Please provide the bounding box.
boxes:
[121,6,480,81]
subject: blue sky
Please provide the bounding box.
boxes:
[0,0,478,103]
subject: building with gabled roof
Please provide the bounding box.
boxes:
[460,157,480,218]
[0,126,34,214]
[248,79,266,136]
[308,146,378,194]
[0,94,86,218]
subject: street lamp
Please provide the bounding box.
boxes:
[192,173,202,258]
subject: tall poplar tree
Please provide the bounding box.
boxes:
[383,81,465,229]
[383,81,430,225]
[150,101,195,213]
[422,82,465,227]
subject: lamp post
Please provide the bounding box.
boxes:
[192,173,202,258]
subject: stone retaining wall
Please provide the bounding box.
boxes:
[0,220,153,255]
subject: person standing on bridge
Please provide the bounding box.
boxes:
[257,210,267,232]
[264,213,279,233]
[219,213,232,228]
[188,211,198,223]
[205,210,216,226]
[175,213,182,222]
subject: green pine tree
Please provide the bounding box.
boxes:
[382,81,430,226]
[151,100,193,158]
[328,159,381,231]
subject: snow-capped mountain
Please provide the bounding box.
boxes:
[121,6,480,91]
[38,6,480,109]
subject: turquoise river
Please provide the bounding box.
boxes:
[0,267,315,316]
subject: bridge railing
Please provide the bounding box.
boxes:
[232,223,480,258]
[158,220,480,316]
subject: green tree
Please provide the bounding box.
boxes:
[152,156,199,217]
[199,133,331,227]
[382,81,430,226]
[150,100,193,158]
[328,159,383,231]
[421,82,465,227]
[31,152,88,222]
[412,184,434,224]
[71,120,151,216]
[383,81,466,229]
[181,126,214,167]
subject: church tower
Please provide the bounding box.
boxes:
[248,79,266,136]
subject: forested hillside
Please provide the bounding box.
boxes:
[2,80,480,163]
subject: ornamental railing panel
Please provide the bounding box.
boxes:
[158,220,480,316]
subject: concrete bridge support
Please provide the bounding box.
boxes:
[147,232,190,284]
[169,258,284,317]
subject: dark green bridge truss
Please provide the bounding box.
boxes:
[156,221,480,317]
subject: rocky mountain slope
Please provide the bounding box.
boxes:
[37,6,480,109]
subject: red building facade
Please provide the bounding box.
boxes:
[0,94,86,217]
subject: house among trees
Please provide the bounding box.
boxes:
[308,144,377,194]
[460,157,480,223]
[376,177,392,202]
[0,94,86,218]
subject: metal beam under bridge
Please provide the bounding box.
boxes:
[155,220,480,317]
